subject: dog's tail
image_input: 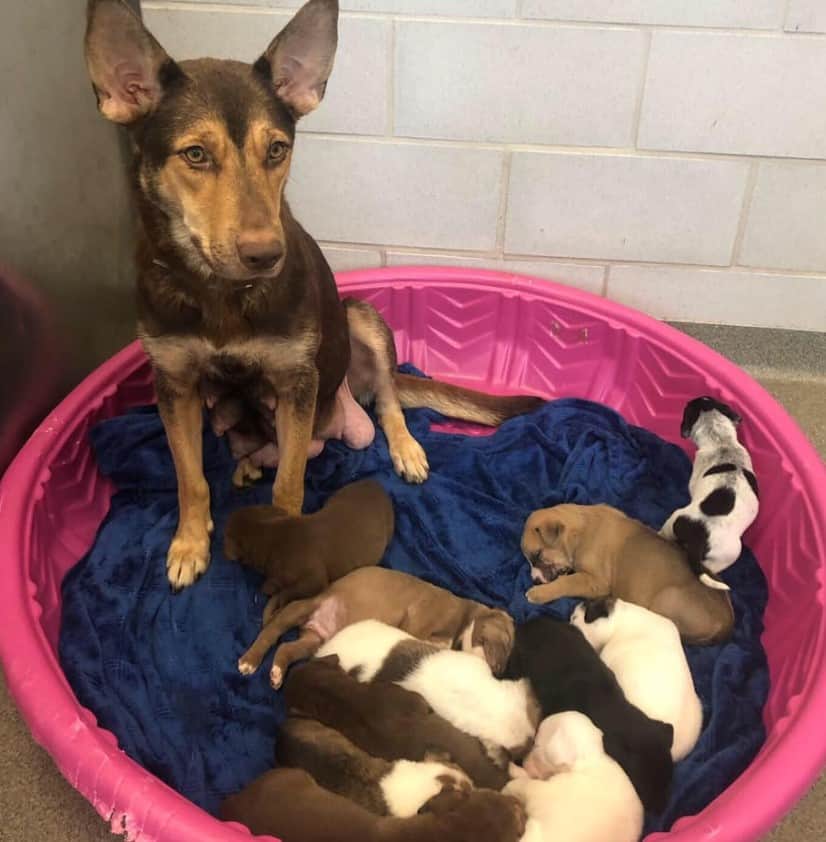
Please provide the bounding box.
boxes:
[671,516,730,592]
[394,373,544,426]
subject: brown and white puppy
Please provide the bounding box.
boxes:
[284,656,509,789]
[84,0,544,592]
[317,621,540,762]
[237,566,515,687]
[277,717,471,817]
[220,767,527,842]
[224,478,394,608]
[521,503,734,645]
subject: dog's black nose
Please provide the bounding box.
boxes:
[237,232,284,272]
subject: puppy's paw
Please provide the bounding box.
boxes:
[238,657,257,676]
[270,664,284,689]
[525,586,553,605]
[232,458,263,489]
[167,532,210,591]
[390,436,429,484]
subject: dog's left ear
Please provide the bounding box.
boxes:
[85,0,179,124]
[256,0,339,118]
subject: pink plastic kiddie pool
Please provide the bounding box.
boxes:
[1,267,825,842]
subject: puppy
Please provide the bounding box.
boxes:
[284,656,509,789]
[571,598,702,762]
[506,712,643,842]
[237,566,514,688]
[503,616,672,813]
[316,620,539,761]
[521,503,734,645]
[225,479,394,608]
[221,767,527,842]
[660,396,759,578]
[276,717,471,817]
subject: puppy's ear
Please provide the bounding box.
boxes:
[256,0,339,118]
[583,597,614,624]
[473,612,515,676]
[85,0,180,124]
[536,520,562,545]
[314,653,341,668]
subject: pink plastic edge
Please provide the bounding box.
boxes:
[0,265,820,842]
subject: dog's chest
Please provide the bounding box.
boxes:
[143,332,317,392]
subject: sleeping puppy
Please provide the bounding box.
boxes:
[660,396,759,578]
[316,620,540,761]
[503,616,672,813]
[220,767,527,842]
[571,598,702,762]
[237,566,514,688]
[521,503,734,645]
[506,712,643,842]
[276,717,471,817]
[225,479,394,609]
[284,656,509,789]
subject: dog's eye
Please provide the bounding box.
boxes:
[181,146,208,167]
[267,140,289,164]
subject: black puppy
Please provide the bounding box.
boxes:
[503,615,674,813]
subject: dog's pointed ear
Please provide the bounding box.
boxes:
[583,597,615,624]
[256,0,339,118]
[85,0,179,124]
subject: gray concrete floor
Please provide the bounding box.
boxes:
[1,324,824,841]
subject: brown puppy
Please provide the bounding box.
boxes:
[224,479,394,608]
[521,503,734,644]
[284,656,509,789]
[237,567,515,687]
[220,767,526,842]
[277,717,471,817]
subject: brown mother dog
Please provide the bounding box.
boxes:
[521,503,734,645]
[84,0,542,590]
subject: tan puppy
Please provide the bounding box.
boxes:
[521,504,733,645]
[220,767,527,842]
[237,567,515,687]
[225,479,394,609]
[277,717,471,817]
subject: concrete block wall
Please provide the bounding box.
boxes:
[142,0,826,331]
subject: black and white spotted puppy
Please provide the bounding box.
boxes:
[661,396,759,580]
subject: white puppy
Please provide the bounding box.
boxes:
[505,711,643,842]
[317,619,538,757]
[570,598,702,761]
[661,396,758,580]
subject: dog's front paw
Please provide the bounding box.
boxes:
[270,664,284,689]
[525,585,553,605]
[390,436,429,484]
[167,532,211,591]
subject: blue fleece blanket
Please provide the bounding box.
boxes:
[59,378,768,834]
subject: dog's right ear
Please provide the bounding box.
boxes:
[536,520,561,545]
[85,0,179,124]
[256,0,339,118]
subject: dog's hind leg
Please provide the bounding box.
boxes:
[344,298,429,483]
[156,377,213,591]
[238,597,320,676]
[269,628,324,689]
